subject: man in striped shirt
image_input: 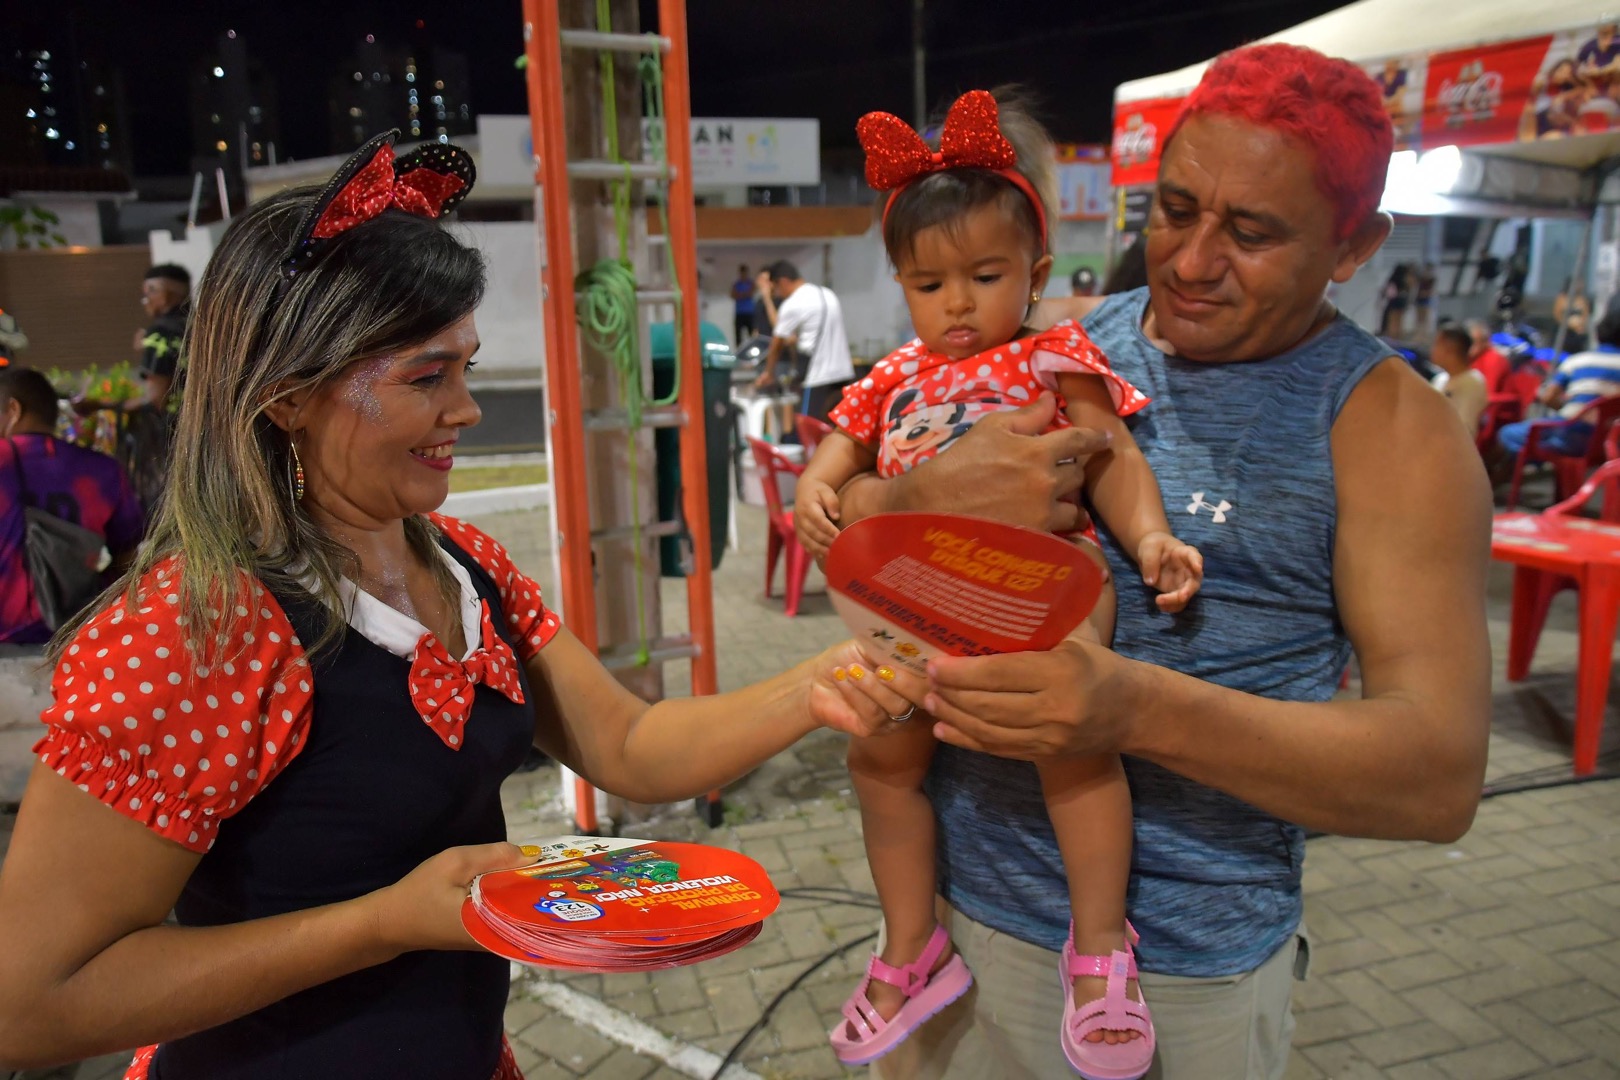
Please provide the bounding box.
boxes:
[1497,302,1620,457]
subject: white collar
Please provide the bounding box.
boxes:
[320,544,484,661]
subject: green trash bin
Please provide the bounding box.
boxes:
[651,321,734,576]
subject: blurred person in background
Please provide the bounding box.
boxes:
[730,263,758,346]
[0,367,144,643]
[0,306,27,364]
[753,260,854,424]
[1430,324,1488,435]
[1498,301,1620,460]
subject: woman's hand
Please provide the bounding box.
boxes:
[809,642,930,738]
[364,842,538,956]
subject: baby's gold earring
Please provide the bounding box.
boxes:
[1030,291,1041,304]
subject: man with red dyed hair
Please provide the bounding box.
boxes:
[841,43,1490,1079]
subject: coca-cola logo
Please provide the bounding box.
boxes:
[1437,60,1504,123]
[1113,116,1158,166]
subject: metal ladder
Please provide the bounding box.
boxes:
[519,0,722,831]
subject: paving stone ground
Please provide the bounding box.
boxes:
[10,486,1620,1080]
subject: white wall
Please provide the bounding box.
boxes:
[448,222,545,379]
[148,218,546,379]
[1,197,103,248]
[149,223,223,287]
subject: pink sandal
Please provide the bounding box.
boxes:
[1060,922,1156,1080]
[828,924,974,1066]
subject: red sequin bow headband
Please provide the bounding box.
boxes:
[279,129,475,284]
[856,90,1047,250]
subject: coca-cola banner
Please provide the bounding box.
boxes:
[1422,35,1554,148]
[1110,96,1185,187]
[1112,19,1620,191]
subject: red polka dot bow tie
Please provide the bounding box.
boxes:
[407,600,526,750]
[856,89,1046,246]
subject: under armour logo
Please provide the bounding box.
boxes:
[1187,492,1232,523]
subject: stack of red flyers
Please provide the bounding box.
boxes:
[462,836,780,972]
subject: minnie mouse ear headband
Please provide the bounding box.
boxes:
[277,128,475,290]
[856,90,1047,251]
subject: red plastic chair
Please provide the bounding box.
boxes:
[1476,393,1523,454]
[1506,458,1620,685]
[747,437,812,616]
[1501,362,1548,408]
[796,414,835,456]
[1506,396,1620,510]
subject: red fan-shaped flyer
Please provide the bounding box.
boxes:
[824,513,1104,674]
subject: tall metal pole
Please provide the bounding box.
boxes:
[1553,208,1597,359]
[912,0,926,129]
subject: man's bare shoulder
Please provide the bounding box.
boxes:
[1333,356,1489,508]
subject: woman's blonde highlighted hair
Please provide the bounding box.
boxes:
[51,187,485,664]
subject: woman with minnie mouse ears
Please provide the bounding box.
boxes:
[0,130,926,1080]
[800,89,1204,1079]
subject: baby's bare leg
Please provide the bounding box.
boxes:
[1042,538,1142,1041]
[1039,752,1144,1043]
[846,720,951,1021]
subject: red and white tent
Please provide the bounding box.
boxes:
[1111,0,1620,213]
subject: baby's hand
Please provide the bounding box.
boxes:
[1139,532,1203,613]
[795,479,842,559]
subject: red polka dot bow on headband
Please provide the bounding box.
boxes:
[310,142,468,239]
[279,128,476,284]
[857,89,1016,190]
[855,89,1046,247]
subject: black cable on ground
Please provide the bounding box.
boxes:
[1472,746,1620,800]
[709,928,878,1080]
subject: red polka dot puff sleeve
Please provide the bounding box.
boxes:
[427,514,562,662]
[1028,320,1150,417]
[32,558,314,854]
[827,340,938,447]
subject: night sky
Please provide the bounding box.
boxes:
[13,0,1348,176]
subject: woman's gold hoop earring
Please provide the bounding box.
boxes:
[290,440,306,504]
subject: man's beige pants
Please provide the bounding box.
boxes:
[871,905,1310,1080]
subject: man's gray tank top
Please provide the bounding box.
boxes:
[927,287,1392,976]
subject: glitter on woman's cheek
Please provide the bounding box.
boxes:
[339,355,394,424]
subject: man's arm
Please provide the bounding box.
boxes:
[836,395,1108,533]
[124,373,172,412]
[924,358,1492,842]
[756,334,788,389]
[755,272,779,329]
